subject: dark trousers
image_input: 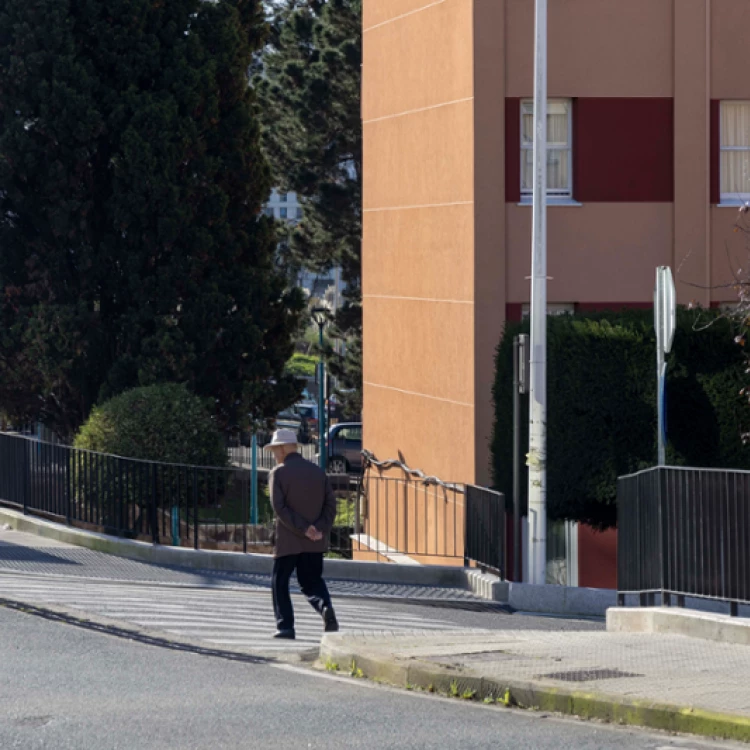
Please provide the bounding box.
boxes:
[272,552,332,632]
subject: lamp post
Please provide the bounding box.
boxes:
[311,307,328,470]
[527,0,548,585]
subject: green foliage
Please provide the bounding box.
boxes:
[0,0,303,440]
[74,383,226,467]
[492,309,750,529]
[286,353,317,378]
[324,658,339,673]
[256,0,362,417]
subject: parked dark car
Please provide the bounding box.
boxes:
[326,422,362,475]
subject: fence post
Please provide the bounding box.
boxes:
[193,471,199,551]
[251,433,258,525]
[65,445,72,526]
[150,463,159,544]
[659,466,669,607]
[463,485,471,567]
[171,505,180,546]
[22,438,29,516]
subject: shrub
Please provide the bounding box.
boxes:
[74,382,227,467]
[492,308,750,529]
[285,353,318,378]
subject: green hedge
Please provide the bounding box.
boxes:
[285,353,318,378]
[74,382,227,467]
[491,309,750,530]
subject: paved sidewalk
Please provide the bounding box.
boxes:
[0,527,483,602]
[320,629,750,743]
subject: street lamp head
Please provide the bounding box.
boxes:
[311,307,329,328]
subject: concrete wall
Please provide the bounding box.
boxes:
[362,0,477,483]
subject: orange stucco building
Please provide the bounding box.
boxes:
[363,0,750,493]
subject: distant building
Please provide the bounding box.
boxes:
[264,189,303,222]
[265,189,345,312]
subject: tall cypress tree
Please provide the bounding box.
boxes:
[256,0,362,416]
[0,0,303,438]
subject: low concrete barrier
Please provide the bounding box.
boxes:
[607,606,750,645]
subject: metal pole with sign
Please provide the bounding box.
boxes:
[513,334,530,582]
[654,266,676,466]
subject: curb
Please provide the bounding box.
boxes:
[0,507,467,589]
[319,635,750,743]
[607,607,750,647]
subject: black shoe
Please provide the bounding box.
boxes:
[323,607,339,633]
[273,629,296,640]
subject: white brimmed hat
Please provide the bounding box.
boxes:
[265,428,298,449]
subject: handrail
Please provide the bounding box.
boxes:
[361,449,465,494]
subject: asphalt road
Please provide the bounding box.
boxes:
[0,605,739,750]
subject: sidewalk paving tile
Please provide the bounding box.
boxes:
[324,630,750,717]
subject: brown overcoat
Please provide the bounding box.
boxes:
[269,452,337,558]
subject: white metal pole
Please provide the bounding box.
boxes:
[527,0,548,586]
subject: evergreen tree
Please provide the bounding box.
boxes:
[0,0,303,439]
[256,0,362,416]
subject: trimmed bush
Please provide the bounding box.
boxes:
[74,382,227,467]
[492,308,750,530]
[285,353,318,378]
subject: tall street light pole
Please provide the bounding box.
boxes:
[527,0,548,585]
[311,308,328,470]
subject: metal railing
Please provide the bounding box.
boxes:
[617,465,750,616]
[344,453,506,571]
[0,432,274,553]
[465,484,506,577]
[228,443,318,471]
[0,433,507,570]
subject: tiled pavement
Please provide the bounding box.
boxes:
[321,628,750,719]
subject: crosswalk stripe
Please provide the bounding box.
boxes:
[0,572,462,652]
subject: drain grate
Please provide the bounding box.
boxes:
[538,667,642,682]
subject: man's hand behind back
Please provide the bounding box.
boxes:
[305,525,323,542]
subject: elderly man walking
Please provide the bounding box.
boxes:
[266,428,339,639]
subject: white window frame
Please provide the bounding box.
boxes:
[520,98,573,202]
[720,101,750,205]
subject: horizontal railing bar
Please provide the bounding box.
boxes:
[619,464,750,480]
[1,432,237,472]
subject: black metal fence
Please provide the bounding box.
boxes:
[465,484,506,577]
[0,433,506,570]
[617,465,750,616]
[0,432,276,553]
[349,456,506,572]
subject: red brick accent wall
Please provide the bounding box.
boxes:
[574,98,674,202]
[578,524,618,589]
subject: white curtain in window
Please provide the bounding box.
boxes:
[547,150,569,191]
[721,102,750,196]
[521,101,570,194]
